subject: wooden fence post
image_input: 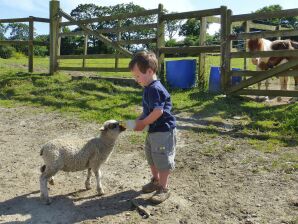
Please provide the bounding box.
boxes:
[220,6,228,92]
[50,0,60,75]
[83,35,88,68]
[28,16,34,73]
[157,4,165,83]
[57,14,62,69]
[115,20,121,70]
[224,9,232,91]
[243,21,250,71]
[199,16,207,89]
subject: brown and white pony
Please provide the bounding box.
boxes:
[248,38,298,92]
[268,39,298,92]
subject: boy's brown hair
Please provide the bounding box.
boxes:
[128,51,158,73]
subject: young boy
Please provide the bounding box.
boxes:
[128,51,176,204]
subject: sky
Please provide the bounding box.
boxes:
[0,0,297,36]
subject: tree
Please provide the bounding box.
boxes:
[6,23,31,40]
[179,18,200,37]
[0,23,6,40]
[70,4,110,54]
[108,3,156,51]
[5,23,32,55]
[69,3,156,54]
[253,5,298,28]
[254,5,283,25]
[59,27,82,55]
[34,35,49,56]
[163,10,182,40]
[206,32,220,45]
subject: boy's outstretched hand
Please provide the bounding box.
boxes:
[134,109,163,131]
[134,119,146,131]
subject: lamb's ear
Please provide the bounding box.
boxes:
[100,126,105,131]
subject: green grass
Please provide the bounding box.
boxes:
[0,56,297,141]
[271,152,298,174]
[0,55,256,79]
[171,88,298,139]
[0,71,142,122]
[248,138,284,153]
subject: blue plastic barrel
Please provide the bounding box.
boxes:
[209,66,221,93]
[209,66,242,93]
[166,59,196,89]
[231,68,242,86]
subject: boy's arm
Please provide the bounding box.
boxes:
[137,113,146,120]
[134,108,163,131]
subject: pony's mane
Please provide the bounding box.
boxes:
[248,38,264,51]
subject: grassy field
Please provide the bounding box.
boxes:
[0,55,255,79]
[0,56,297,142]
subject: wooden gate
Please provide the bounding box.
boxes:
[49,0,227,86]
[222,8,298,97]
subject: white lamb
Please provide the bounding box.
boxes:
[39,120,126,204]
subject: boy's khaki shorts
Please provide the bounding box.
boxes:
[144,129,176,171]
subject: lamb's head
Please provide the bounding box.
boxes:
[100,120,126,138]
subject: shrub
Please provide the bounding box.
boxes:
[12,51,26,59]
[0,45,16,59]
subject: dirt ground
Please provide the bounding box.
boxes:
[0,106,297,224]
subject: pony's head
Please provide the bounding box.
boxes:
[248,38,264,52]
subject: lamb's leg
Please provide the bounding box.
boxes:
[85,168,92,190]
[93,169,104,195]
[40,174,49,203]
[40,166,58,205]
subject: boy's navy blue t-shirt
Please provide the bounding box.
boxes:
[142,80,176,133]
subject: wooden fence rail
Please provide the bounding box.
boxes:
[59,67,130,72]
[161,8,222,21]
[60,9,159,26]
[159,46,221,54]
[231,8,298,22]
[0,17,50,23]
[57,54,130,60]
[230,29,298,40]
[231,49,298,58]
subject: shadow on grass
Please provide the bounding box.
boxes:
[174,92,297,146]
[0,72,142,120]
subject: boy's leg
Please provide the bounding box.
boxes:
[142,165,160,193]
[142,135,160,193]
[158,169,170,189]
[149,129,176,203]
[150,169,171,204]
[150,165,159,181]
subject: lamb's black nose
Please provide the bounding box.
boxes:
[119,124,126,131]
